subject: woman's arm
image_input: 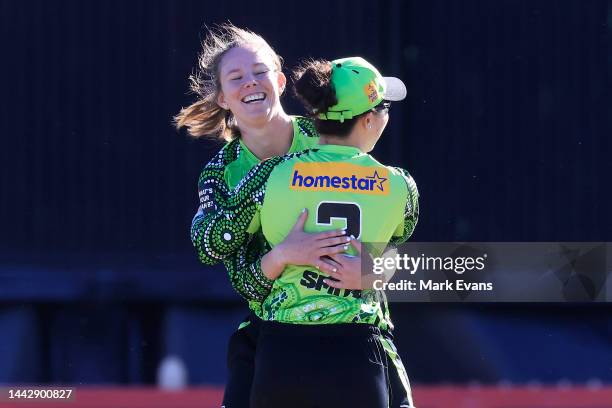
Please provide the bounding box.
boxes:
[223,232,274,302]
[190,141,241,265]
[260,209,351,280]
[190,143,274,265]
[223,210,352,302]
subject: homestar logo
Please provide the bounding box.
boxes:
[289,162,390,195]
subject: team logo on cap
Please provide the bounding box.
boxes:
[364,80,379,103]
[289,162,389,195]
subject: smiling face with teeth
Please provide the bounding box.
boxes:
[217,45,287,128]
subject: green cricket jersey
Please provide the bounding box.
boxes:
[244,144,419,326]
[191,116,319,314]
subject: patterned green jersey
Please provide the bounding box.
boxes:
[250,145,419,326]
[191,117,319,314]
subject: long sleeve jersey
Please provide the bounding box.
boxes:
[191,117,319,314]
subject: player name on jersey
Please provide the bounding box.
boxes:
[289,162,389,195]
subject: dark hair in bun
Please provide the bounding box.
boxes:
[292,59,358,137]
[293,59,337,113]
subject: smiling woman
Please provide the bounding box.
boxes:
[174,23,351,408]
[175,24,287,145]
[215,45,290,151]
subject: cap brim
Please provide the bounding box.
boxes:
[382,77,407,101]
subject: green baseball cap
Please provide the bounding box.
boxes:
[318,56,407,122]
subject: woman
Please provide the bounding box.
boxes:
[204,56,418,407]
[175,24,352,407]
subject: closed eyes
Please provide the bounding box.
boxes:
[229,70,268,81]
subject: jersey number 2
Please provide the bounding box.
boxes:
[316,201,362,239]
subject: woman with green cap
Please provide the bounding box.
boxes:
[203,56,418,408]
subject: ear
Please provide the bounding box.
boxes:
[363,113,374,130]
[277,71,287,94]
[217,92,228,110]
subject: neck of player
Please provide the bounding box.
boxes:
[318,132,369,153]
[239,112,294,160]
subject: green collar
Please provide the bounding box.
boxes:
[314,144,364,157]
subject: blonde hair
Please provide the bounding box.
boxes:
[174,23,283,141]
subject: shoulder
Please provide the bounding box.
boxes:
[258,148,315,173]
[387,166,414,180]
[208,139,241,168]
[292,116,318,139]
[387,166,418,198]
[364,155,417,197]
[290,116,320,151]
[361,155,418,198]
[197,139,244,186]
[362,155,414,183]
[199,139,241,174]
